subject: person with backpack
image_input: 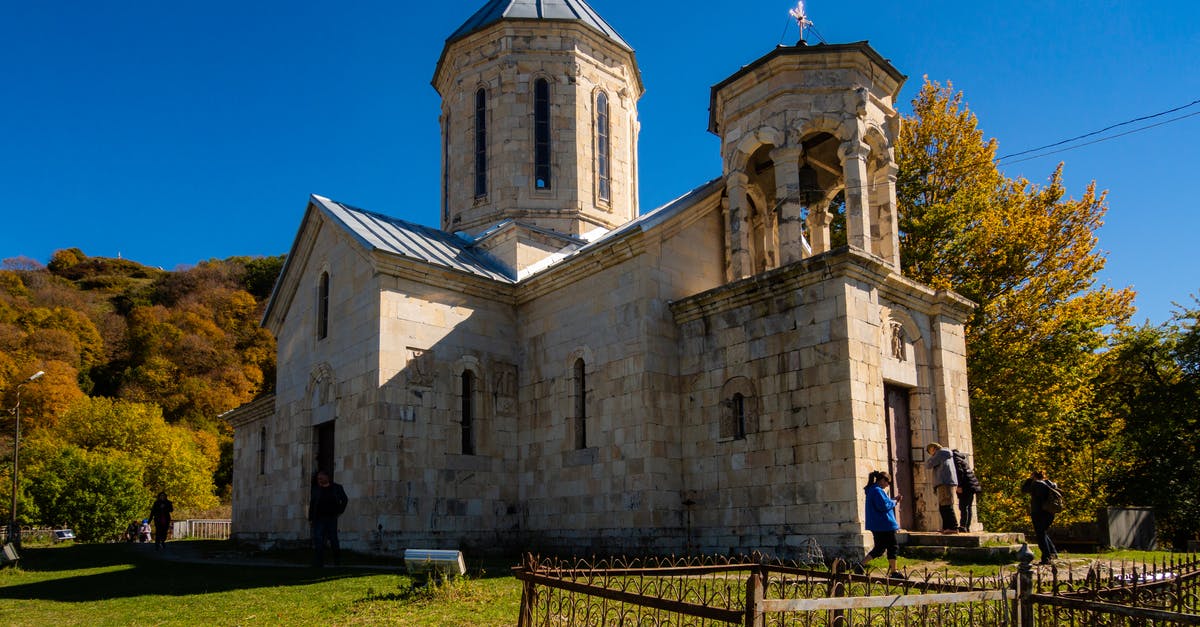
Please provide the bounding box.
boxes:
[1021,469,1061,564]
[951,449,982,532]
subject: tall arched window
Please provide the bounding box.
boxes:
[474,88,487,197]
[461,370,476,455]
[573,358,586,449]
[317,271,329,340]
[731,393,747,440]
[534,78,551,190]
[596,92,610,202]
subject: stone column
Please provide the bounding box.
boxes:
[839,139,872,252]
[770,146,805,265]
[807,202,832,255]
[872,163,901,270]
[726,172,753,280]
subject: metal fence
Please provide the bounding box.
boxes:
[513,553,1014,626]
[170,519,231,540]
[1026,553,1200,625]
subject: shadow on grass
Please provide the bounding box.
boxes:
[0,543,373,603]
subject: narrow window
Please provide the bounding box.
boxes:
[258,426,267,475]
[573,359,586,449]
[442,113,450,222]
[474,88,487,197]
[732,393,747,440]
[534,78,551,190]
[596,92,610,202]
[461,371,475,455]
[317,271,329,340]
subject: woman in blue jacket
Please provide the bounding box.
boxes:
[858,471,906,579]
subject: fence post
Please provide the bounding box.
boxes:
[1016,543,1035,627]
[744,566,765,627]
[516,553,535,627]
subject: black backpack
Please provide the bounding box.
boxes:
[951,449,983,494]
[1043,482,1064,513]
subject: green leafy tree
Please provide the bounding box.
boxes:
[50,396,219,512]
[897,80,1135,530]
[1095,304,1200,547]
[23,442,149,542]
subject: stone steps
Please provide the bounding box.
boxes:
[898,531,1028,562]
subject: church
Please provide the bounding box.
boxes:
[225,0,977,558]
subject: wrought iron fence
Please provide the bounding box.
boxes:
[1027,552,1200,625]
[513,553,1015,626]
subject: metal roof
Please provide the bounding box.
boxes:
[446,0,631,51]
[313,195,517,283]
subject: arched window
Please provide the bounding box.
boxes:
[573,358,586,449]
[317,271,329,340]
[474,88,487,197]
[461,370,476,455]
[596,92,610,202]
[534,78,551,190]
[731,393,747,440]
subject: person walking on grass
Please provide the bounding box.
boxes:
[150,492,173,550]
[924,443,959,533]
[855,471,906,580]
[1021,470,1060,564]
[308,470,348,567]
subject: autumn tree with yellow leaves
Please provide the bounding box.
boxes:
[897,80,1135,531]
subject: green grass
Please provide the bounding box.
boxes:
[0,542,522,626]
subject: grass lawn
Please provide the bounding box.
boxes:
[0,541,522,626]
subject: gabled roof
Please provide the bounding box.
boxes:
[314,195,516,283]
[446,0,632,51]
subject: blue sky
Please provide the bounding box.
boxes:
[3,1,1197,325]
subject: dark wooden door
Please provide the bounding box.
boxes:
[884,385,915,529]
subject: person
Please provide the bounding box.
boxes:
[924,443,959,533]
[1021,470,1060,564]
[125,520,140,543]
[308,470,348,567]
[150,492,173,550]
[951,449,982,532]
[856,471,906,579]
[139,519,152,543]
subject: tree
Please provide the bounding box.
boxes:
[896,80,1135,530]
[45,396,219,512]
[1096,304,1200,548]
[22,442,149,542]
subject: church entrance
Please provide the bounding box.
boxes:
[315,420,336,477]
[884,385,915,529]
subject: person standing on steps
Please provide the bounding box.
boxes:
[1021,470,1060,564]
[951,448,982,532]
[856,471,906,580]
[924,443,959,533]
[308,470,348,567]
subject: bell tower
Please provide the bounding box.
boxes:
[709,41,906,281]
[433,0,644,238]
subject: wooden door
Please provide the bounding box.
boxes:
[884,385,915,529]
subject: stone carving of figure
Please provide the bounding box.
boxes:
[890,322,906,362]
[406,348,436,387]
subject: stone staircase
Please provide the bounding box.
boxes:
[898,531,1027,562]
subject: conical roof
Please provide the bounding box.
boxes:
[446,0,631,50]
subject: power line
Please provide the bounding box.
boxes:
[999,110,1200,167]
[996,97,1200,163]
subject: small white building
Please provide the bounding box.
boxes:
[225,0,976,558]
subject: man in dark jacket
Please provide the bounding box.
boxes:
[951,449,982,532]
[1021,470,1059,564]
[309,470,349,567]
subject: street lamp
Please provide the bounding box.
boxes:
[7,371,44,548]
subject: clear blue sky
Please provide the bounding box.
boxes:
[3,1,1197,325]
